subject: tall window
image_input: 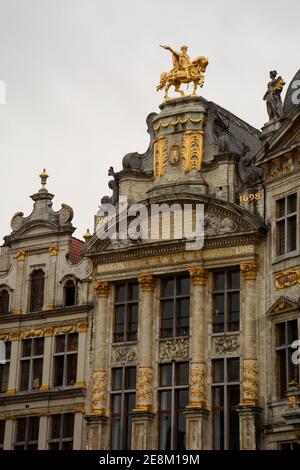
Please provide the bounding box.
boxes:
[212,357,240,450]
[64,280,76,307]
[53,333,78,387]
[213,269,240,333]
[111,366,136,450]
[0,289,9,314]
[30,269,45,312]
[113,282,138,343]
[276,193,297,256]
[13,417,39,450]
[160,275,190,339]
[48,414,74,450]
[158,362,189,450]
[0,342,11,393]
[20,338,44,391]
[0,420,5,450]
[276,320,299,398]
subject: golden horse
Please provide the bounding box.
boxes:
[157,56,209,100]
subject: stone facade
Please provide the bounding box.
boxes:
[1,70,300,450]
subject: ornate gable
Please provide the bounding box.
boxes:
[267,296,299,316]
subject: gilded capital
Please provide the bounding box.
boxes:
[138,274,155,292]
[93,280,109,298]
[189,267,208,285]
[49,245,58,256]
[16,251,26,262]
[240,262,259,280]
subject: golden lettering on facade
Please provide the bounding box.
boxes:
[138,274,155,292]
[93,280,109,298]
[154,136,168,177]
[239,193,262,203]
[189,267,208,285]
[275,268,300,289]
[182,130,204,173]
[240,262,259,280]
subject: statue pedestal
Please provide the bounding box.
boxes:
[260,118,282,142]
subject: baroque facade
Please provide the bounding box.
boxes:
[1,67,300,450]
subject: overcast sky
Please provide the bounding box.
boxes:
[0,0,299,241]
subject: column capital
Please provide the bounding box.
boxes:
[189,268,208,285]
[240,262,259,280]
[93,280,109,298]
[138,274,155,292]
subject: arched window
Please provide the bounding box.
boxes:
[64,280,76,307]
[0,289,9,314]
[30,270,45,312]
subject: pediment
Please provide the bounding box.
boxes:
[267,296,299,316]
[85,195,267,256]
[7,220,61,240]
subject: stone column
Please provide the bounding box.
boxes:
[38,415,48,449]
[41,330,53,391]
[184,268,209,450]
[238,262,260,450]
[86,280,109,450]
[3,419,13,450]
[45,246,58,310]
[73,411,83,449]
[131,274,155,450]
[12,251,26,314]
[75,330,87,388]
[7,334,20,395]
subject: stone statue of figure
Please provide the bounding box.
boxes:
[238,143,262,189]
[108,166,119,205]
[263,70,286,121]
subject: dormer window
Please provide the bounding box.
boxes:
[64,280,76,307]
[30,270,45,312]
[0,289,9,315]
[276,193,297,256]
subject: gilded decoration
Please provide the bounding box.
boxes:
[93,280,109,298]
[275,269,300,289]
[92,371,107,414]
[189,267,208,285]
[189,363,207,408]
[182,130,204,173]
[159,339,189,360]
[49,246,58,256]
[214,335,240,355]
[16,251,26,262]
[240,262,259,280]
[0,322,87,341]
[111,345,137,364]
[241,359,258,406]
[288,395,297,408]
[153,115,205,131]
[138,274,155,292]
[136,367,153,411]
[154,136,168,177]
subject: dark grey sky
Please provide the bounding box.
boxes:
[0,0,299,241]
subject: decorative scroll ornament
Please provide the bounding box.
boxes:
[214,335,240,354]
[92,371,107,414]
[93,280,109,297]
[154,136,168,177]
[138,274,155,292]
[159,339,189,360]
[112,345,137,363]
[240,262,259,280]
[241,359,258,406]
[136,367,153,412]
[275,269,300,289]
[182,130,204,173]
[189,363,207,408]
[189,267,208,285]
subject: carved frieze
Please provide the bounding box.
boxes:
[159,339,189,360]
[213,335,240,355]
[111,345,137,364]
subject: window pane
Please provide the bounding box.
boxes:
[287,320,298,344]
[176,363,189,386]
[22,340,32,358]
[67,334,78,352]
[177,299,189,336]
[53,356,64,387]
[176,412,186,450]
[227,358,240,382]
[277,198,286,218]
[276,220,285,256]
[33,338,44,356]
[114,306,125,342]
[111,416,121,450]
[161,300,174,338]
[0,290,9,314]
[55,335,66,353]
[159,414,171,450]
[127,304,138,341]
[51,415,61,439]
[287,216,297,252]
[228,385,240,450]
[277,349,287,398]
[228,292,240,331]
[62,441,73,450]
[160,364,172,387]
[159,390,172,411]
[177,277,190,296]
[288,348,300,384]
[213,387,224,450]
[125,367,136,390]
[227,270,240,290]
[276,323,286,347]
[65,281,76,307]
[28,417,39,441]
[112,394,122,414]
[32,358,43,387]
[0,363,9,392]
[128,283,139,301]
[287,194,297,214]
[162,279,174,298]
[16,418,26,442]
[214,272,225,291]
[112,369,123,391]
[66,355,77,385]
[62,414,74,438]
[213,294,224,333]
[115,284,126,302]
[20,361,30,390]
[127,392,136,412]
[0,420,5,446]
[213,359,224,383]
[177,389,189,409]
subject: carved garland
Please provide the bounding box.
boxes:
[181,130,204,173]
[154,136,168,177]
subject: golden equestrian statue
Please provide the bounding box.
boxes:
[157,45,208,100]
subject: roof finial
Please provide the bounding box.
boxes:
[83,228,93,242]
[39,168,49,190]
